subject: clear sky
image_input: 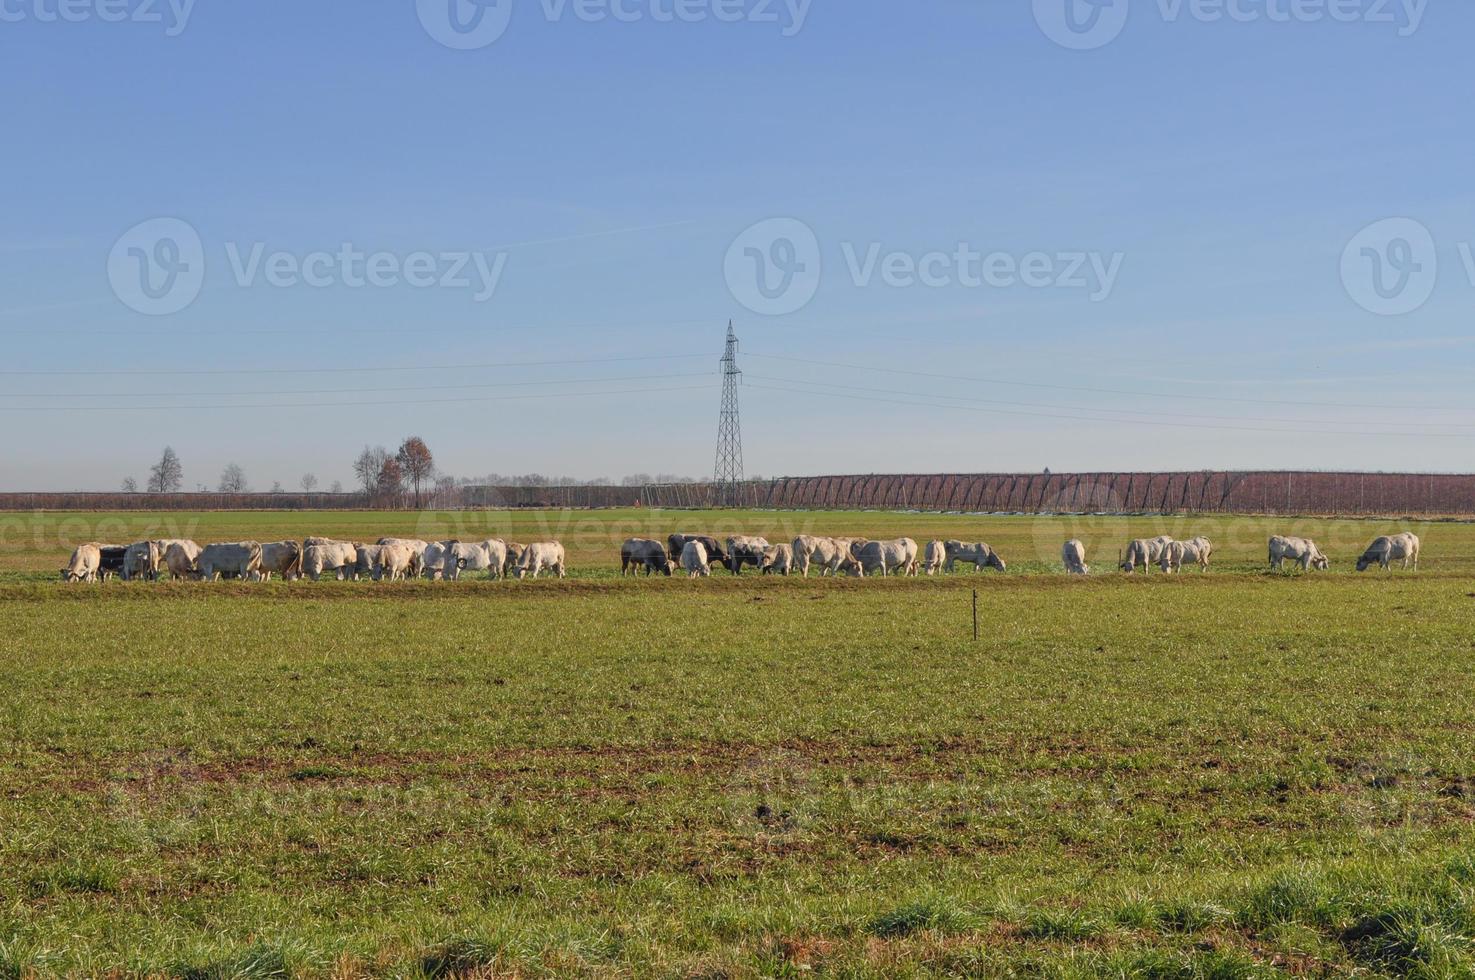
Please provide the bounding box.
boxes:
[2,0,1472,491]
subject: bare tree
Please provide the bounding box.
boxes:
[396,437,435,508]
[218,463,249,493]
[271,481,284,494]
[354,446,390,494]
[300,473,319,493]
[329,480,344,494]
[121,477,139,493]
[148,447,183,493]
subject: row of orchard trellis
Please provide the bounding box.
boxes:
[3,472,1473,516]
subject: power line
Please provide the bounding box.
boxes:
[0,383,714,413]
[746,380,1475,440]
[0,372,713,400]
[744,374,1475,431]
[744,351,1468,414]
[0,352,712,377]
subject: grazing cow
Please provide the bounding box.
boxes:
[303,541,358,581]
[1160,536,1213,574]
[726,535,770,575]
[444,540,510,581]
[759,543,795,575]
[504,542,528,574]
[1357,532,1421,572]
[791,535,863,577]
[123,541,161,581]
[668,534,727,568]
[944,541,1007,574]
[378,538,430,576]
[1120,536,1173,574]
[92,546,127,582]
[163,541,203,581]
[621,538,674,577]
[352,544,385,581]
[379,542,417,581]
[1268,536,1329,572]
[923,540,947,576]
[420,541,453,580]
[681,539,711,578]
[1062,539,1089,575]
[515,542,566,580]
[855,538,919,577]
[197,542,262,582]
[61,543,102,583]
[256,541,302,581]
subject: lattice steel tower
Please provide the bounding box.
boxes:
[713,320,744,507]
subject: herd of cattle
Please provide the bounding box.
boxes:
[58,529,1424,583]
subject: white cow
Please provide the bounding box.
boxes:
[1160,536,1212,574]
[944,541,1007,574]
[352,544,385,581]
[759,543,795,575]
[515,542,566,580]
[1120,536,1173,574]
[682,539,711,578]
[61,543,101,583]
[791,536,862,577]
[1269,536,1329,572]
[420,541,453,580]
[378,538,430,576]
[197,542,262,581]
[1357,532,1421,572]
[163,541,203,581]
[256,541,302,581]
[303,541,358,581]
[854,538,919,577]
[1063,539,1089,576]
[923,540,947,576]
[445,540,510,581]
[379,542,418,581]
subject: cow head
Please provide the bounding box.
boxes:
[1313,554,1330,571]
[988,553,1007,572]
[1356,555,1372,572]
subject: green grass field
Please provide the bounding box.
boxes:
[3,509,1475,977]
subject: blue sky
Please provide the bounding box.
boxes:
[1,0,1472,491]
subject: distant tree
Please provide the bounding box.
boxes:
[121,477,138,493]
[354,446,390,494]
[148,447,183,493]
[621,474,652,487]
[271,481,284,494]
[329,480,344,494]
[395,437,435,508]
[218,463,249,493]
[376,457,405,507]
[299,473,318,493]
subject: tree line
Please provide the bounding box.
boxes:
[119,442,702,509]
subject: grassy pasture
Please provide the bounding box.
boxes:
[2,510,1475,976]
